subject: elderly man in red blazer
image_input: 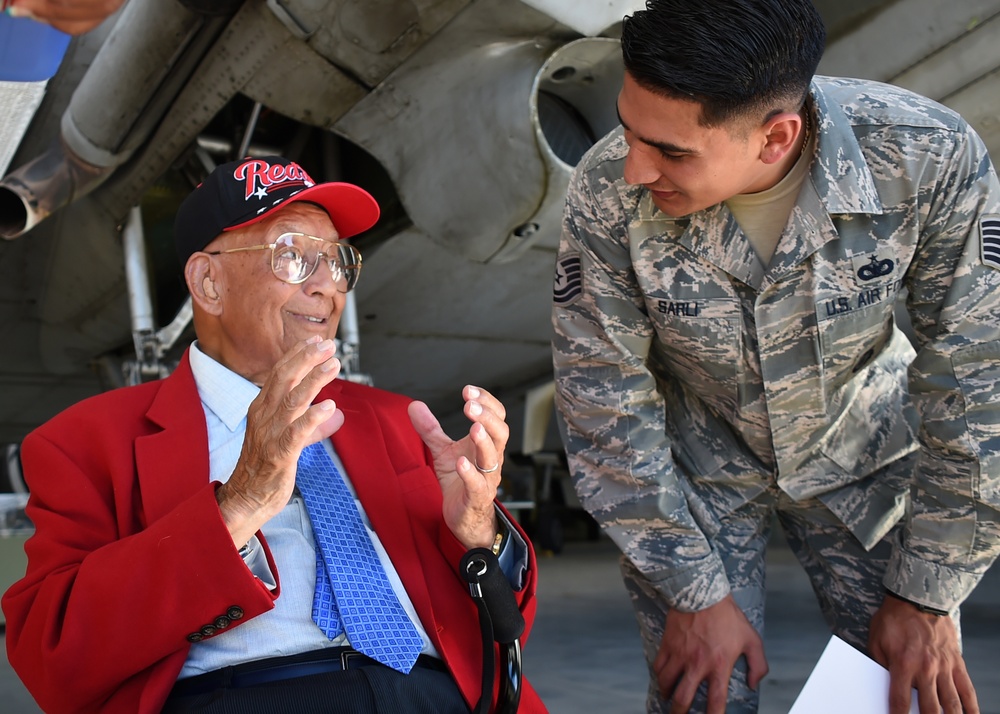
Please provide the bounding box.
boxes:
[2,156,545,714]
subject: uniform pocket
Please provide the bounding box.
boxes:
[816,300,893,397]
[646,295,744,412]
[951,340,1000,502]
[816,330,918,479]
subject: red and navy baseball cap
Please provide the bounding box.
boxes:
[173,156,380,265]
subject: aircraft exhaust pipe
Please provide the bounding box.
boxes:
[0,185,28,240]
[0,142,105,239]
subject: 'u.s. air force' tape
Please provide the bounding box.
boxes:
[553,252,582,306]
[981,215,1000,269]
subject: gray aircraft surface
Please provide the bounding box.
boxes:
[0,0,632,449]
[1,0,999,528]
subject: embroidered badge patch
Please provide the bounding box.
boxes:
[851,252,896,284]
[981,215,1000,270]
[553,252,583,306]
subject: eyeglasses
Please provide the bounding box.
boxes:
[206,232,363,293]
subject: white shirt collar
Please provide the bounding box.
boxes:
[188,342,260,432]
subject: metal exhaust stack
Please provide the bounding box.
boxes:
[0,142,105,239]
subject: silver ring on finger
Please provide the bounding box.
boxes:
[475,459,499,474]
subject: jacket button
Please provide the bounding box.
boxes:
[186,632,204,643]
[214,615,232,629]
[227,606,244,620]
[200,625,217,637]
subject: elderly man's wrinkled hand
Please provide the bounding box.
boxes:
[217,337,344,548]
[408,385,509,550]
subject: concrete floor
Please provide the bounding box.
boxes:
[1,531,998,713]
[525,533,1000,714]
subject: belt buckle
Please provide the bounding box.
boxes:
[340,649,367,670]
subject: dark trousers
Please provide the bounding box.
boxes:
[163,650,472,714]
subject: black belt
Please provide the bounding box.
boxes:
[171,647,448,697]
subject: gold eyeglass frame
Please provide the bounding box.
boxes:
[206,232,363,293]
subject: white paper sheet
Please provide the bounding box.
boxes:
[788,636,919,714]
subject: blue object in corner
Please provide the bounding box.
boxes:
[0,14,71,82]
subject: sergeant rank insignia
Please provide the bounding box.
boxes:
[981,215,1000,270]
[554,253,583,306]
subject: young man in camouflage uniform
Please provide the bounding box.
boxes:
[551,1,1000,713]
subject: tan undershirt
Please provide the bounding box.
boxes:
[726,129,817,266]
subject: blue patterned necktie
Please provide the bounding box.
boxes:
[296,442,423,673]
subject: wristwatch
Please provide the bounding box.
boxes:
[491,519,509,556]
[884,588,950,617]
[237,539,256,560]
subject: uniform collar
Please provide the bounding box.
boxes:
[807,76,883,216]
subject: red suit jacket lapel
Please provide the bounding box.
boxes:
[135,353,212,526]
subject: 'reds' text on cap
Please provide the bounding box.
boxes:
[173,156,380,266]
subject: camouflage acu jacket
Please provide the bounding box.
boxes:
[552,76,1000,613]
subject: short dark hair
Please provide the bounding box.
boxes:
[621,0,826,128]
